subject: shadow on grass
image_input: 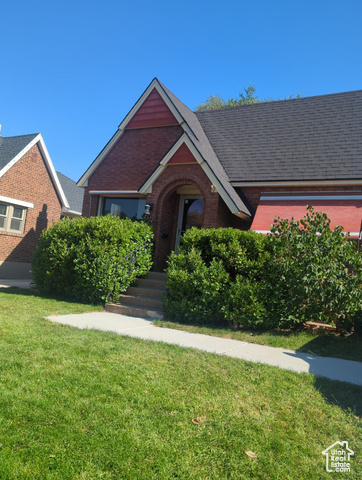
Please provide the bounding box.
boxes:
[314,376,362,417]
[296,333,362,363]
[0,286,99,307]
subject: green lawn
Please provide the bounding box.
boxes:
[0,288,361,479]
[153,319,362,363]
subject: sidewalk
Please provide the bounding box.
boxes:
[47,311,362,387]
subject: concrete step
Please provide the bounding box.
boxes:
[105,302,164,319]
[126,286,164,299]
[118,294,163,311]
[147,271,167,281]
[105,271,167,320]
[135,278,167,290]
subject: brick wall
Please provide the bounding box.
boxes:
[81,122,254,270]
[0,143,62,264]
[82,125,184,216]
[146,163,250,270]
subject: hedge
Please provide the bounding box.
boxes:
[32,215,153,304]
[164,228,271,327]
[164,208,362,331]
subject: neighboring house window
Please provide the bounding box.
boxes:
[101,197,146,220]
[0,203,27,234]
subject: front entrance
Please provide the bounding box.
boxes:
[175,195,204,251]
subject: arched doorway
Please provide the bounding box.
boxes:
[153,183,205,270]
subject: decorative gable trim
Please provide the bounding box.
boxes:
[126,88,179,129]
[37,136,70,209]
[0,134,69,209]
[77,78,196,188]
[118,79,192,135]
[139,134,250,219]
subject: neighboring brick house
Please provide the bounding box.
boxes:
[78,78,362,270]
[0,133,83,278]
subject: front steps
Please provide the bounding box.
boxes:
[105,272,167,319]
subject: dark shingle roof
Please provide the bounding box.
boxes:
[0,134,38,171]
[159,81,251,216]
[56,172,84,214]
[195,90,362,182]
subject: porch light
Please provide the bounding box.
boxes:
[144,203,152,215]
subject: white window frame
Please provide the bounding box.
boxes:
[0,202,27,234]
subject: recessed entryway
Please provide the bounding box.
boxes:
[175,195,204,252]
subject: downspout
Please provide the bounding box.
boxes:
[88,194,92,217]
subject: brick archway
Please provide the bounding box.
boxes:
[147,167,216,270]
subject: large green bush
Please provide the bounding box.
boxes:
[164,228,270,327]
[32,216,153,304]
[266,206,362,329]
[165,209,362,331]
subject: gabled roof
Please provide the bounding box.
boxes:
[56,172,84,215]
[0,134,39,172]
[0,133,69,209]
[78,78,251,218]
[195,90,362,184]
[158,82,250,216]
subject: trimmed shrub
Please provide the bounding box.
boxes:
[164,249,229,325]
[222,276,270,329]
[164,228,270,327]
[179,227,271,280]
[165,210,361,331]
[32,216,153,304]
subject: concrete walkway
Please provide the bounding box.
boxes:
[47,311,362,386]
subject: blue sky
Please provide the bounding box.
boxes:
[2,0,361,181]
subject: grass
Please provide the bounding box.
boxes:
[0,287,361,479]
[153,319,362,363]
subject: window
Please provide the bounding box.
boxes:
[0,203,26,233]
[101,197,146,220]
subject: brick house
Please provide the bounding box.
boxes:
[0,133,83,278]
[78,79,362,270]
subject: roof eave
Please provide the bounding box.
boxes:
[232,179,362,187]
[0,134,69,209]
[139,133,251,219]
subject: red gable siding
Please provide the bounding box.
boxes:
[168,143,198,164]
[126,88,178,129]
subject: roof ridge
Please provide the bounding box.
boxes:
[194,89,362,114]
[1,133,39,139]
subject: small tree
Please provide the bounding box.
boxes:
[267,206,362,329]
[195,85,301,111]
[195,85,260,111]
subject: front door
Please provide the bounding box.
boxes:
[175,196,204,252]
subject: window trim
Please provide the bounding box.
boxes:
[0,195,34,209]
[98,196,146,220]
[0,202,27,234]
